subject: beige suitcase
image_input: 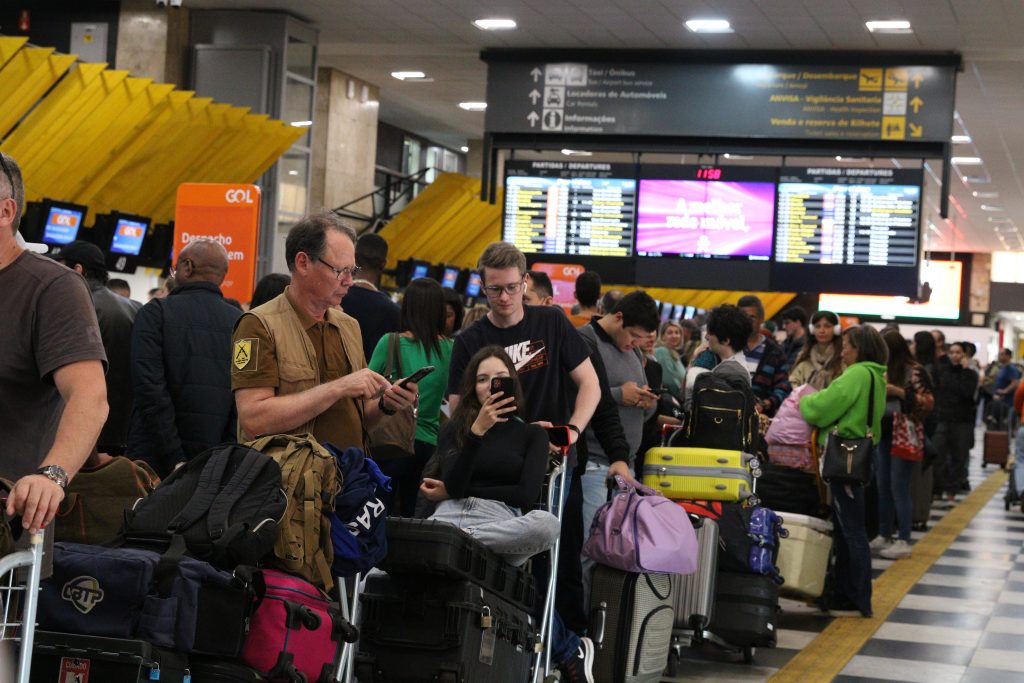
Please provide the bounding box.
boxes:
[776,513,833,600]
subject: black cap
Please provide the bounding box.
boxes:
[55,240,107,273]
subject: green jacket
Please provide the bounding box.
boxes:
[799,361,887,446]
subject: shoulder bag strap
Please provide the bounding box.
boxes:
[167,448,232,532]
[388,332,404,379]
[207,449,273,541]
[865,368,876,439]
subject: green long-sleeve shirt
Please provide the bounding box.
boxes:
[800,361,887,446]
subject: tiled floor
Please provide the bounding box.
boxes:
[665,428,1019,683]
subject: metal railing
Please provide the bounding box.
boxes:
[331,166,435,234]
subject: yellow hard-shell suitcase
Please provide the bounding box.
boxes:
[642,447,756,502]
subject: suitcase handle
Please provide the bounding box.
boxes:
[589,601,607,650]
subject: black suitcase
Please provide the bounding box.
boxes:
[380,517,537,611]
[356,572,535,683]
[708,572,779,648]
[588,565,674,683]
[187,658,266,682]
[30,631,189,683]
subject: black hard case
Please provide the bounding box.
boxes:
[187,657,267,682]
[30,631,189,683]
[380,517,537,612]
[356,572,535,683]
[708,571,779,648]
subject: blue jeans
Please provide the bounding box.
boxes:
[874,437,914,541]
[429,498,560,567]
[579,457,612,612]
[830,480,873,616]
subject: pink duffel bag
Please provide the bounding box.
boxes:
[239,568,358,682]
[765,384,818,473]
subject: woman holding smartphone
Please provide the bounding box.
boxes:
[421,346,595,682]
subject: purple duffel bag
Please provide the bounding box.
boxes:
[583,475,698,575]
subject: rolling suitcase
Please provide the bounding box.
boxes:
[671,517,718,633]
[775,513,832,600]
[30,631,188,683]
[356,572,534,683]
[187,658,266,681]
[911,460,934,529]
[984,430,1009,468]
[708,572,779,649]
[642,447,756,502]
[589,565,674,683]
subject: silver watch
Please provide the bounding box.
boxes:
[36,465,69,490]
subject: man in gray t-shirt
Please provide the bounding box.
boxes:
[0,152,107,559]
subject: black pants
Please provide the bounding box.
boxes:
[378,439,434,517]
[555,467,587,634]
[935,422,974,495]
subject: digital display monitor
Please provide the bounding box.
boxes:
[771,167,923,295]
[465,271,482,298]
[636,166,776,260]
[672,304,686,320]
[503,161,636,258]
[684,306,696,319]
[412,263,429,280]
[818,260,963,321]
[110,217,149,256]
[442,267,459,289]
[42,204,85,245]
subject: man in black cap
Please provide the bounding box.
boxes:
[56,241,141,455]
[342,232,400,358]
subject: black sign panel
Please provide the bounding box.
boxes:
[485,59,956,143]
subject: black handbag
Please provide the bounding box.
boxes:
[821,372,876,485]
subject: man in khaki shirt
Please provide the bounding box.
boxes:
[232,213,417,448]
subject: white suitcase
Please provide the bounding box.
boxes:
[775,513,832,600]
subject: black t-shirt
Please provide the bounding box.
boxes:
[448,305,591,426]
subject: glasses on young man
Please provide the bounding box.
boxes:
[483,281,524,297]
[317,256,361,281]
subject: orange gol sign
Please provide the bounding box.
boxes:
[174,183,261,303]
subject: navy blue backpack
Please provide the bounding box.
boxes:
[326,445,392,577]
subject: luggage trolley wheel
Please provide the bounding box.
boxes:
[665,649,681,677]
[742,646,756,664]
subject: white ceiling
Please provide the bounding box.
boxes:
[189,0,1024,254]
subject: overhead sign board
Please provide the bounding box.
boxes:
[484,57,956,143]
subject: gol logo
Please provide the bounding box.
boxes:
[61,576,105,614]
[225,188,255,204]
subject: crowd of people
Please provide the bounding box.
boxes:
[4,147,1024,680]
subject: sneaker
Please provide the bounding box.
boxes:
[560,636,595,683]
[880,539,912,560]
[869,536,892,554]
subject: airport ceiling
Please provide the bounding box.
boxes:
[190,0,1024,255]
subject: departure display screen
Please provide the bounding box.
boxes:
[465,271,482,298]
[42,205,84,245]
[110,218,149,256]
[442,267,459,288]
[503,161,636,258]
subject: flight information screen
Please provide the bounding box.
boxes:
[503,161,636,257]
[774,168,921,267]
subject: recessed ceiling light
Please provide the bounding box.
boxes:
[458,102,487,111]
[951,135,972,144]
[981,205,1005,212]
[460,146,469,153]
[290,121,312,127]
[951,156,983,165]
[835,156,867,162]
[973,191,999,198]
[685,18,733,33]
[723,153,753,160]
[561,149,593,156]
[866,20,912,33]
[391,71,427,81]
[473,18,517,30]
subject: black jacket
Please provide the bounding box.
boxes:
[935,364,979,423]
[573,322,631,470]
[341,284,400,361]
[126,281,242,475]
[89,280,142,452]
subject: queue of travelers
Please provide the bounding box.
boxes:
[3,146,1023,681]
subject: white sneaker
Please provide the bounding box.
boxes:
[880,539,912,560]
[869,536,892,553]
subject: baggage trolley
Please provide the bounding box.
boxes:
[532,426,571,683]
[1006,415,1021,511]
[0,530,44,683]
[332,571,363,682]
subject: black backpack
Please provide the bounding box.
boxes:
[687,371,760,453]
[120,443,288,571]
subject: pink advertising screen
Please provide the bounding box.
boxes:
[636,179,776,259]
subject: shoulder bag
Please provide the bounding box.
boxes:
[821,370,876,485]
[367,333,417,460]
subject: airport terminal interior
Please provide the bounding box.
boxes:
[3,1,1024,682]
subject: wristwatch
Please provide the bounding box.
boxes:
[36,465,69,490]
[567,424,582,438]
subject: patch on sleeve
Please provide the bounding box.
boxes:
[233,338,258,372]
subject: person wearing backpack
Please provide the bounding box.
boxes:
[683,304,753,411]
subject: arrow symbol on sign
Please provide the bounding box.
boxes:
[529,89,541,105]
[911,73,924,89]
[909,122,923,138]
[527,111,540,127]
[910,96,924,114]
[530,67,543,82]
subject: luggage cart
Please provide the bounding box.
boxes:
[1005,415,1020,511]
[0,530,44,683]
[332,571,363,682]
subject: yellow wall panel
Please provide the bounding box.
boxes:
[0,48,76,138]
[0,37,29,70]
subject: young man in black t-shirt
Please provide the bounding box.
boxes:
[446,241,601,682]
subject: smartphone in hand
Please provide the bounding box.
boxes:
[545,426,572,448]
[489,376,515,400]
[398,365,435,389]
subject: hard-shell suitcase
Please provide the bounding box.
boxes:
[642,447,756,502]
[187,658,267,681]
[775,513,833,600]
[984,430,1009,468]
[356,572,534,683]
[708,572,779,648]
[911,460,934,528]
[589,565,674,683]
[380,517,537,611]
[30,631,189,683]
[671,517,718,632]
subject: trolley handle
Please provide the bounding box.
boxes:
[544,426,572,459]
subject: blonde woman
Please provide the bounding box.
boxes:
[654,320,686,400]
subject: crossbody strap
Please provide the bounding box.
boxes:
[865,368,876,439]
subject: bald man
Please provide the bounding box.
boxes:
[126,238,243,475]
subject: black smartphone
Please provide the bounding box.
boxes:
[650,387,666,396]
[545,426,572,448]
[490,376,515,399]
[398,365,435,389]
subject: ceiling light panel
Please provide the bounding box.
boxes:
[866,20,913,33]
[458,102,487,111]
[391,71,427,80]
[951,157,983,165]
[685,19,733,33]
[473,19,517,30]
